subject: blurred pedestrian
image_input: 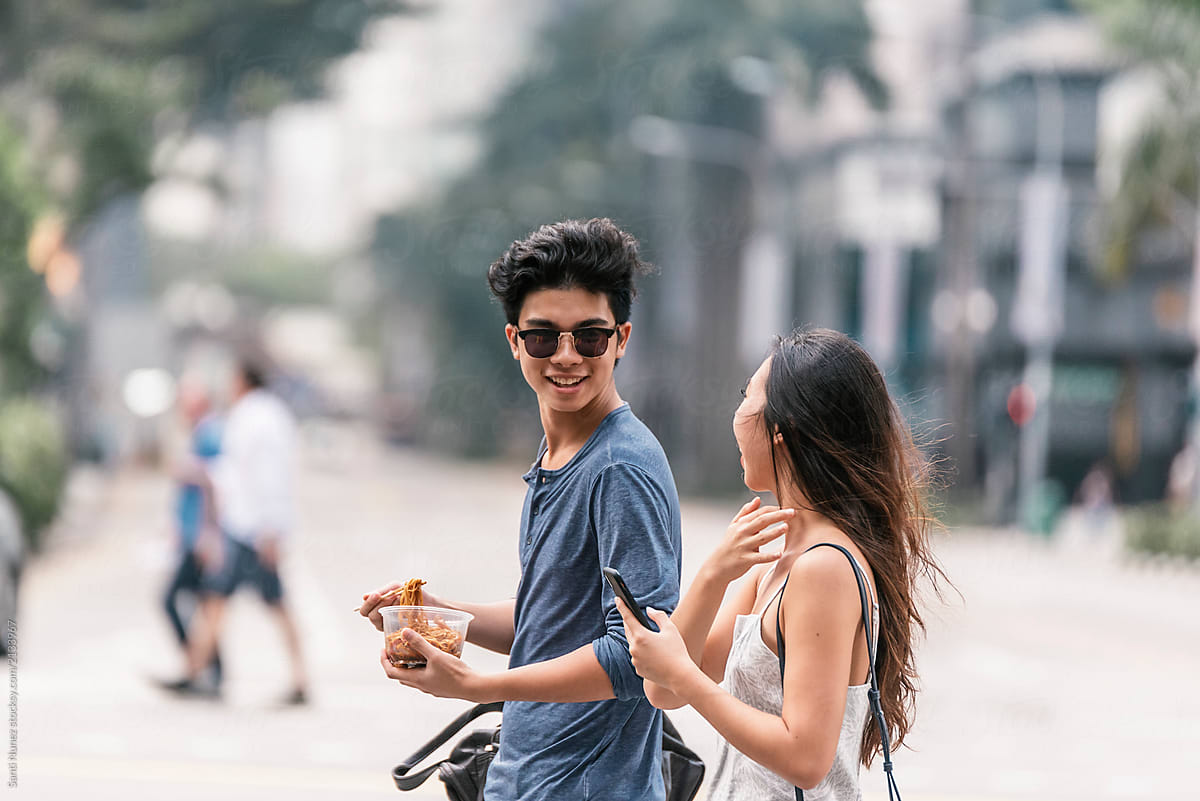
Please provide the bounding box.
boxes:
[1076,460,1117,534]
[616,328,949,801]
[358,218,682,801]
[161,376,223,691]
[160,360,308,704]
[1167,442,1198,510]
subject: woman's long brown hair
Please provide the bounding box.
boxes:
[763,328,949,766]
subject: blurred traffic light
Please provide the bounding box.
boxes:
[1007,382,1036,427]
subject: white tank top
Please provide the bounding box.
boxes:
[705,558,880,801]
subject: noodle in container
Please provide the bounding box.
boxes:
[380,580,472,668]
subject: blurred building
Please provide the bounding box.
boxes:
[114,0,1193,514]
[781,2,1192,516]
[74,194,172,463]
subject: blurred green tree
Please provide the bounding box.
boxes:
[373,0,884,461]
[0,399,69,550]
[0,0,412,394]
[1,0,417,219]
[0,120,45,398]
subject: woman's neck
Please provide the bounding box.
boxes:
[774,489,838,554]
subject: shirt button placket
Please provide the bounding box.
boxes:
[527,488,538,545]
[528,471,550,547]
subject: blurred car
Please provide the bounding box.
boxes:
[0,489,23,654]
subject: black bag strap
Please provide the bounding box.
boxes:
[392,701,503,791]
[775,543,900,801]
[661,712,702,761]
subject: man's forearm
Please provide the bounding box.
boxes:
[437,598,516,655]
[475,644,615,703]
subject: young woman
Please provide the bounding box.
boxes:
[616,327,947,800]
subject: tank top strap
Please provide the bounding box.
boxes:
[766,570,790,615]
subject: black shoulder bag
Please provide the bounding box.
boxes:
[392,702,704,801]
[392,701,502,801]
[775,543,902,801]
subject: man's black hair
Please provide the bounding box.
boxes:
[238,359,268,390]
[487,218,652,325]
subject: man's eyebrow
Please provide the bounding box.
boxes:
[522,317,613,328]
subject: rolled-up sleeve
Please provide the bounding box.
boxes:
[589,463,681,700]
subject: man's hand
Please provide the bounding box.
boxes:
[380,629,489,702]
[256,535,281,569]
[358,583,448,631]
[195,526,224,572]
[615,598,704,701]
[172,454,206,484]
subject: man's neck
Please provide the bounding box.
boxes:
[538,388,625,471]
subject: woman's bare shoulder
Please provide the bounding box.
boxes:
[783,536,870,612]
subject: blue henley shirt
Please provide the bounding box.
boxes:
[483,404,682,801]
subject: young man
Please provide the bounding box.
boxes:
[359,218,682,801]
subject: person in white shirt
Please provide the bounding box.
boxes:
[159,361,309,704]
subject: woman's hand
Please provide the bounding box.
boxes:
[702,497,794,585]
[616,598,704,699]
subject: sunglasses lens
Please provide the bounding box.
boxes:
[574,329,608,357]
[520,328,613,358]
[522,331,557,358]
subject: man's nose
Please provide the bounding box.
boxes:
[551,332,582,363]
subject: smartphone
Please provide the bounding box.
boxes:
[602,567,656,630]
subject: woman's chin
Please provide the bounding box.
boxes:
[740,473,774,495]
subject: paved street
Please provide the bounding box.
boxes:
[14,423,1200,800]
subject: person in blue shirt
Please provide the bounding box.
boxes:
[359,218,683,801]
[162,377,223,692]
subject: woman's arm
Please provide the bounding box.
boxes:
[676,498,794,672]
[623,549,863,789]
[640,498,793,707]
[641,570,760,708]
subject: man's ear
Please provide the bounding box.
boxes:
[505,324,521,360]
[614,321,633,358]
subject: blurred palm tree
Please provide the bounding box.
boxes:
[1079,0,1200,491]
[1077,0,1200,279]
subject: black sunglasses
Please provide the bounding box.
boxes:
[516,327,618,358]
